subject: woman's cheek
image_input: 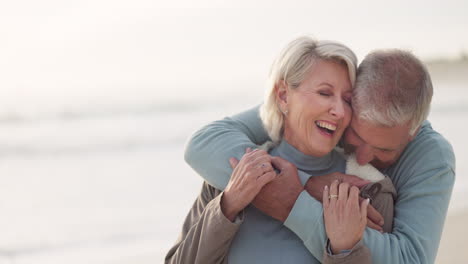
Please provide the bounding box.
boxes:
[343,105,352,126]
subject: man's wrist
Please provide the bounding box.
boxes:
[280,185,303,222]
[304,177,323,202]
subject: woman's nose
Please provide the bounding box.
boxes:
[329,98,345,118]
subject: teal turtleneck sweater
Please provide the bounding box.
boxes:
[227,140,346,264]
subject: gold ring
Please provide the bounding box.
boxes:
[329,194,339,199]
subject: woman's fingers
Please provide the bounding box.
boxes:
[329,180,339,206]
[338,182,350,201]
[348,186,360,207]
[252,156,274,174]
[229,157,239,169]
[361,198,369,222]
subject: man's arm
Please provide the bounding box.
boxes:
[185,107,455,263]
[283,160,454,263]
[184,105,269,190]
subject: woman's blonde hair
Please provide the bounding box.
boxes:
[260,36,358,143]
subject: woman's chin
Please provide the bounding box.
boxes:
[303,146,334,157]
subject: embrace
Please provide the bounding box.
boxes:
[165,36,455,263]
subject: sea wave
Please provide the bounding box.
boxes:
[0,100,223,124]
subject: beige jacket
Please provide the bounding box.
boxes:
[165,182,241,264]
[165,179,395,264]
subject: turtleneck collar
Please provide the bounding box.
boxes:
[270,139,339,173]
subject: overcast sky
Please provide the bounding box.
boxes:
[1,0,467,108]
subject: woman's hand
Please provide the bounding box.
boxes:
[323,180,369,254]
[221,148,277,221]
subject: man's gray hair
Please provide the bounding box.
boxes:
[353,50,433,135]
[260,36,358,143]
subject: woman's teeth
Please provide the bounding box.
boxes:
[315,121,337,133]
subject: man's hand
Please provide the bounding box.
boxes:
[229,155,303,222]
[304,172,384,232]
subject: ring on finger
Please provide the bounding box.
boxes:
[329,194,339,199]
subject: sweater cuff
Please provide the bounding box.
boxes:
[323,239,371,264]
[284,190,323,242]
[297,170,313,186]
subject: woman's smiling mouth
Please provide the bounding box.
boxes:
[315,120,337,137]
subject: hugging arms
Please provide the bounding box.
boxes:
[183,106,454,263]
[166,37,455,264]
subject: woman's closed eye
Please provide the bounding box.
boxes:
[319,91,332,97]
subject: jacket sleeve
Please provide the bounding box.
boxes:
[184,105,269,190]
[322,240,372,264]
[165,182,244,264]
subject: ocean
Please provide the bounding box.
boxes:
[0,63,467,263]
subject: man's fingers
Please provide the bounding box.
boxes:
[229,157,239,169]
[323,185,330,208]
[352,179,371,189]
[367,218,383,232]
[271,156,294,171]
[367,203,384,227]
[257,171,277,187]
[340,173,371,188]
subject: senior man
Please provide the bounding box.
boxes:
[184,50,455,263]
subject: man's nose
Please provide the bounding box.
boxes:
[355,144,374,165]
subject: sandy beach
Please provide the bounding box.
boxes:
[435,210,468,263]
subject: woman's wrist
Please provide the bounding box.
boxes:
[330,238,360,255]
[220,191,242,222]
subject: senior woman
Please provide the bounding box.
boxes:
[165,37,371,264]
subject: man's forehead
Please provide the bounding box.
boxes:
[350,117,410,150]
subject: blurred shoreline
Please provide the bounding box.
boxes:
[0,56,466,264]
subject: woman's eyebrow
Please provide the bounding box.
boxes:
[317,82,334,88]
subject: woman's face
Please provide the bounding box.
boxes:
[279,60,352,157]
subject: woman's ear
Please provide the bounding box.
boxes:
[275,80,289,113]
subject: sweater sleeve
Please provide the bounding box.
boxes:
[184,105,269,190]
[284,163,454,263]
[165,182,243,264]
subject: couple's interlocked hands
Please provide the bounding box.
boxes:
[221,148,384,233]
[221,148,277,221]
[221,148,302,222]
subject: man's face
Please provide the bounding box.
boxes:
[343,115,415,169]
